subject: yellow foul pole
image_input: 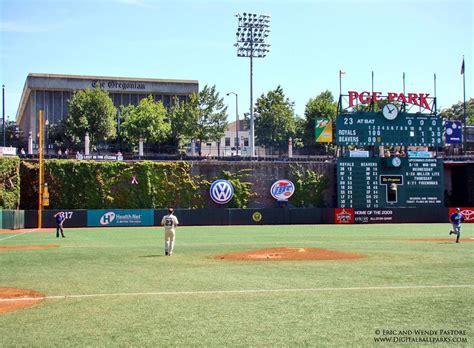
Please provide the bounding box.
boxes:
[38,110,44,229]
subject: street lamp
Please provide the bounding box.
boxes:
[2,84,5,147]
[226,92,239,155]
[44,119,49,156]
[233,12,270,157]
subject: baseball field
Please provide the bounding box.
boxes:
[1,224,473,347]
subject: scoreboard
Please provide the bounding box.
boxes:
[336,112,443,146]
[337,157,444,208]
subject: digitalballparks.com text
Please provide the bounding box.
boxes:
[373,329,468,344]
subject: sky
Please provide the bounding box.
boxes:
[0,0,472,123]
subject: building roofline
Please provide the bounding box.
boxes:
[16,73,199,123]
[27,73,198,84]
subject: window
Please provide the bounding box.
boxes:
[123,94,130,105]
[243,138,249,146]
[225,137,231,146]
[112,94,122,108]
[130,94,138,106]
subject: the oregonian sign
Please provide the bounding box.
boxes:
[91,80,146,91]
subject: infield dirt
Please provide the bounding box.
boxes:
[0,288,45,314]
[214,247,367,261]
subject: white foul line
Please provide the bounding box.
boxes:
[1,284,472,302]
[0,229,38,242]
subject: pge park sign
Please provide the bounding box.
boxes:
[210,180,234,205]
[337,91,441,147]
[270,180,295,201]
[348,91,431,110]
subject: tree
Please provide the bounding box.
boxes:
[66,87,117,149]
[303,90,337,150]
[176,85,228,156]
[439,98,474,125]
[288,164,329,207]
[1,120,25,149]
[167,96,197,153]
[48,119,77,151]
[120,96,171,147]
[254,86,296,154]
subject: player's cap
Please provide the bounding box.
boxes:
[455,207,460,211]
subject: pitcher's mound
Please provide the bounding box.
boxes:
[0,245,59,251]
[0,288,45,314]
[214,247,366,261]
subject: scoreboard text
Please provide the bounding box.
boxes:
[336,112,442,146]
[337,157,444,208]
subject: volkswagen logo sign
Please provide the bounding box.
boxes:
[270,180,295,201]
[210,180,234,204]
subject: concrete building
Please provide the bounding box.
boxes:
[16,73,199,145]
[199,119,266,157]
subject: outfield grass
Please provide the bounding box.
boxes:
[0,224,473,347]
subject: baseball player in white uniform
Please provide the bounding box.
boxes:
[161,208,179,256]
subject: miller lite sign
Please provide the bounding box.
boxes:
[270,180,295,201]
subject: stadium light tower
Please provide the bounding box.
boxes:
[234,12,270,157]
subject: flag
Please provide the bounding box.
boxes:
[340,70,346,75]
[461,58,465,75]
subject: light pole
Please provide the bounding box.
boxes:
[2,84,5,147]
[117,109,121,152]
[226,92,239,155]
[234,12,270,157]
[44,119,49,156]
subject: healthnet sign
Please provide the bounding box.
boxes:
[88,209,154,227]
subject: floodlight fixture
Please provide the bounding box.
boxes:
[233,12,271,157]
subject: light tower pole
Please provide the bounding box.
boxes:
[234,13,270,157]
[226,92,239,155]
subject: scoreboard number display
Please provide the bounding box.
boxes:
[336,106,442,146]
[337,157,444,208]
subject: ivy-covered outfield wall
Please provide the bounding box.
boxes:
[0,157,20,209]
[20,161,208,210]
[17,160,334,210]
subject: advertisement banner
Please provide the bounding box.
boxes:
[270,180,295,201]
[0,147,17,157]
[315,118,333,143]
[42,210,87,228]
[209,180,234,205]
[354,209,394,224]
[87,209,154,227]
[448,207,474,223]
[334,208,354,224]
[444,120,463,144]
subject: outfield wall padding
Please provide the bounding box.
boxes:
[25,210,87,228]
[353,208,448,224]
[19,207,450,229]
[1,210,24,229]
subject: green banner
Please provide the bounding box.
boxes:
[315,118,333,143]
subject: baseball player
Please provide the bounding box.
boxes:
[161,208,179,256]
[449,208,464,243]
[53,211,66,238]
